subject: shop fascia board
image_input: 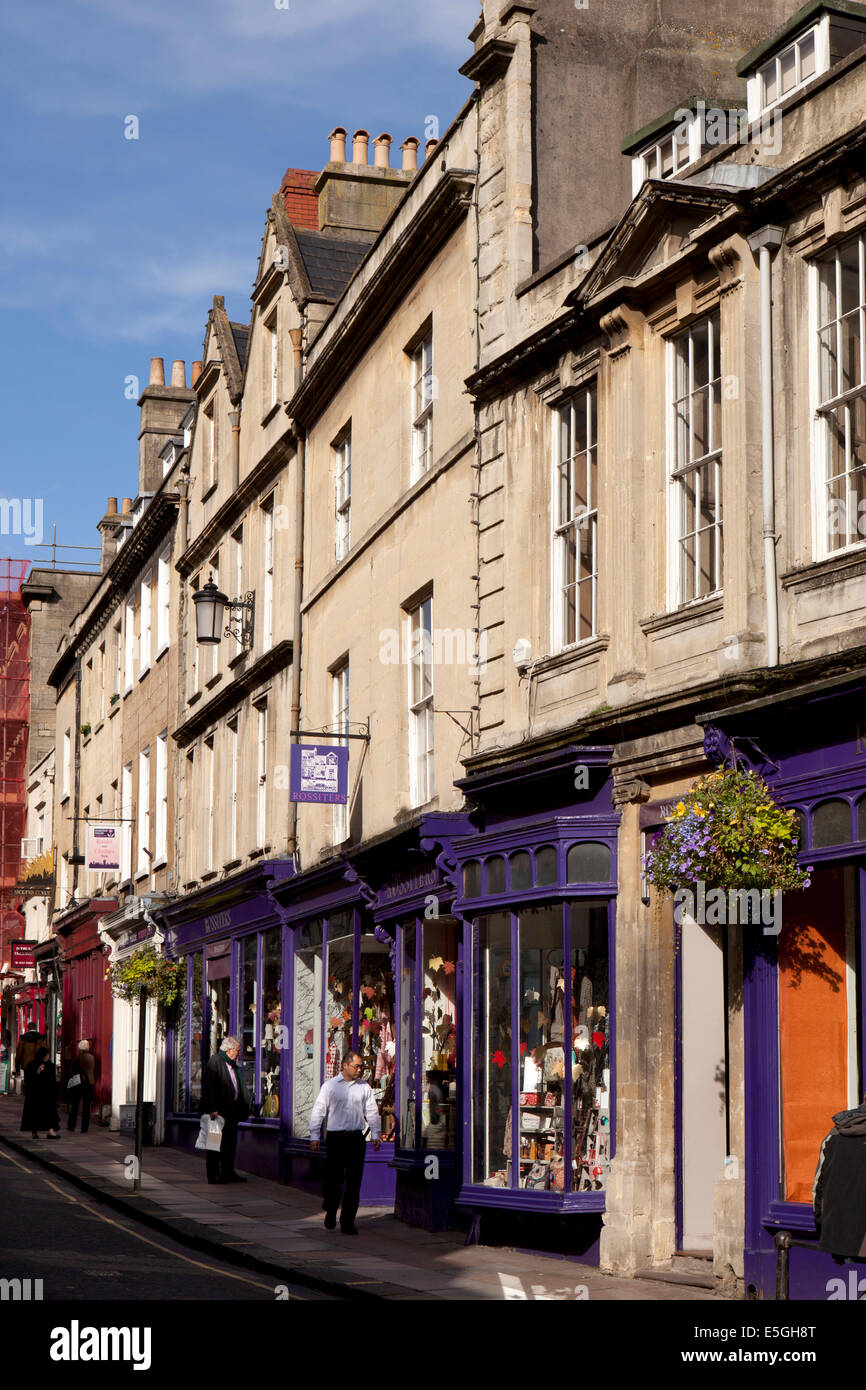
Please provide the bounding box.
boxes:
[156,858,295,934]
[456,743,614,800]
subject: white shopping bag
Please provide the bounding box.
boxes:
[195,1115,224,1152]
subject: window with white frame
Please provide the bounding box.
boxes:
[334,428,351,562]
[155,732,168,864]
[410,329,434,480]
[755,25,818,113]
[633,124,693,193]
[332,660,350,843]
[228,716,239,862]
[265,309,279,411]
[815,234,866,555]
[94,795,103,888]
[204,734,215,871]
[208,553,220,678]
[407,596,434,807]
[157,546,170,651]
[670,312,723,604]
[62,729,71,798]
[204,400,217,490]
[98,641,105,721]
[262,495,274,650]
[113,619,122,703]
[121,762,133,882]
[137,748,150,876]
[190,575,200,695]
[232,525,243,602]
[124,597,136,688]
[554,383,598,647]
[255,699,268,849]
[139,570,152,672]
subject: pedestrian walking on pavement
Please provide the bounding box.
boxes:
[201,1036,249,1184]
[310,1049,381,1234]
[21,1047,61,1140]
[67,1039,96,1133]
[15,1025,47,1077]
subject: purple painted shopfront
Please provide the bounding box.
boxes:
[704,681,866,1300]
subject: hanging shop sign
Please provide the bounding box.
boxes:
[11,941,36,971]
[86,823,121,871]
[290,743,349,803]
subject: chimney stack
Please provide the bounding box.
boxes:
[373,133,393,169]
[106,497,117,516]
[401,137,420,172]
[352,129,369,165]
[191,361,202,386]
[97,497,126,573]
[329,126,347,163]
[170,359,186,387]
[137,356,194,496]
[425,138,439,162]
[149,357,165,386]
[122,498,133,514]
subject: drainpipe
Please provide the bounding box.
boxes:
[287,426,306,862]
[229,409,241,492]
[71,654,83,902]
[748,227,784,669]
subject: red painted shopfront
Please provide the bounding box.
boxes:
[55,900,115,1121]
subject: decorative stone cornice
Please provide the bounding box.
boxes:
[458,38,516,85]
[708,237,744,297]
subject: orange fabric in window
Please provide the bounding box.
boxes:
[779,869,849,1203]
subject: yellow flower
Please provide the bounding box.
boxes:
[675,801,686,816]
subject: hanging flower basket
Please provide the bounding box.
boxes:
[644,767,812,897]
[108,944,182,1010]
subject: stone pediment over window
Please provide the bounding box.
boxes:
[571,183,742,309]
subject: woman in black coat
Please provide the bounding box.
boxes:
[21,1047,61,1139]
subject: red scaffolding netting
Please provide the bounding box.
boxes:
[1,559,30,965]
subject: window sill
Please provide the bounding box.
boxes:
[138,665,151,683]
[261,402,281,428]
[134,869,150,883]
[228,649,247,670]
[60,794,70,807]
[781,545,866,594]
[532,635,610,675]
[187,690,202,707]
[639,594,723,636]
[94,718,105,736]
[109,702,121,719]
[152,858,167,872]
[155,644,169,664]
[205,672,222,691]
[201,481,218,504]
[123,685,133,700]
[222,858,242,873]
[182,880,199,892]
[200,870,219,883]
[248,846,271,860]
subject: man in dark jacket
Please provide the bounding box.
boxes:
[200,1036,249,1184]
[813,1101,866,1259]
[15,1026,47,1076]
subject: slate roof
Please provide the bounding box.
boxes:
[229,322,250,370]
[294,230,371,300]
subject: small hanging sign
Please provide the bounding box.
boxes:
[290,744,349,803]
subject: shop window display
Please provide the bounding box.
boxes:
[811,799,852,848]
[536,846,557,886]
[172,956,191,1113]
[358,923,396,1138]
[293,920,323,1135]
[325,915,354,1081]
[472,901,610,1194]
[240,935,258,1102]
[261,927,282,1117]
[400,917,458,1149]
[189,952,203,1111]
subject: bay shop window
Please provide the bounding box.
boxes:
[171,925,284,1119]
[457,836,615,1201]
[292,910,396,1142]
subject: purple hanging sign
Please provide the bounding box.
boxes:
[290,743,349,803]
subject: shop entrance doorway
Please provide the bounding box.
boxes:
[676,912,727,1252]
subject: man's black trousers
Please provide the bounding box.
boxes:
[323,1130,367,1229]
[206,1115,239,1182]
[67,1082,94,1133]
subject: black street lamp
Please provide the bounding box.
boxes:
[192,575,255,651]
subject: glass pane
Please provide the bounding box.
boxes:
[400,922,418,1147]
[566,841,612,883]
[818,256,838,332]
[473,913,512,1186]
[692,321,709,388]
[172,958,190,1112]
[325,927,354,1082]
[799,31,815,79]
[510,851,532,891]
[660,139,674,178]
[840,238,861,315]
[293,926,323,1138]
[240,936,258,1103]
[517,906,564,1192]
[207,976,229,1060]
[761,60,778,105]
[780,45,796,94]
[261,927,282,1117]
[536,846,557,886]
[818,325,838,403]
[486,855,506,895]
[811,799,852,848]
[421,917,459,1149]
[463,860,481,898]
[189,952,203,1112]
[571,902,611,1192]
[359,925,395,1138]
[858,798,866,841]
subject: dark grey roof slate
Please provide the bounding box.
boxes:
[229,322,250,369]
[294,231,370,300]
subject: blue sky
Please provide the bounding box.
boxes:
[0,0,473,569]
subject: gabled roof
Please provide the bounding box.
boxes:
[293,230,370,300]
[570,181,743,307]
[229,322,249,370]
[208,295,246,405]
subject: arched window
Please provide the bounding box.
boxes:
[811,799,852,848]
[858,797,866,843]
[485,855,506,895]
[535,845,557,886]
[566,841,611,884]
[509,851,531,890]
[791,808,807,851]
[462,860,481,898]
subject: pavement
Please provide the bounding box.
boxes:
[0,1093,722,1302]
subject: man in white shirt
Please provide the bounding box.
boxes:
[310,1049,381,1234]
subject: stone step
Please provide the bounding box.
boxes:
[637,1258,715,1290]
